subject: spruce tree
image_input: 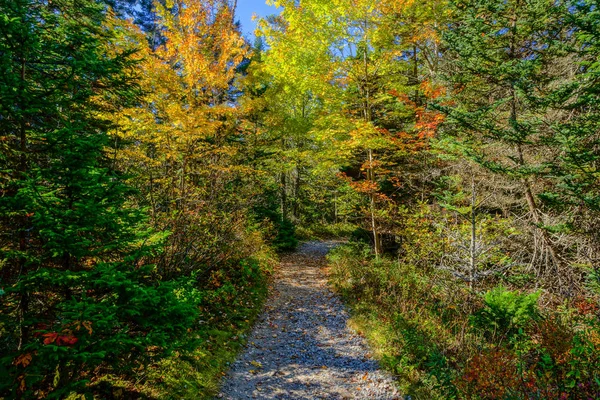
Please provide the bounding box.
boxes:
[547,0,600,211]
[436,0,571,276]
[537,0,600,272]
[0,0,196,396]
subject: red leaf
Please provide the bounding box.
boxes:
[13,353,32,367]
[57,335,78,346]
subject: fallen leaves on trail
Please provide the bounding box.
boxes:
[219,241,401,399]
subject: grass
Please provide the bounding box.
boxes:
[327,241,600,399]
[326,242,450,399]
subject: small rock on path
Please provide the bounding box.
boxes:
[218,241,402,400]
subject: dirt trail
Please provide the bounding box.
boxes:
[218,241,401,400]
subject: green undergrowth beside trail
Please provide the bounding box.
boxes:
[296,222,357,241]
[94,254,275,400]
[327,243,448,399]
[328,242,600,400]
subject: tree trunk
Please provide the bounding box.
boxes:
[293,164,300,220]
[334,191,338,224]
[17,53,29,351]
[469,175,477,290]
[361,17,381,258]
[280,171,287,221]
[368,148,382,258]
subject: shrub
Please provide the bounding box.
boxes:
[471,286,540,341]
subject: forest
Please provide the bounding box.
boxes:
[1,0,600,398]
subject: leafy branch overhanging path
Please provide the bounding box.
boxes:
[219,241,401,399]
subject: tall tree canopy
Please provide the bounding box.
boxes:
[2,0,600,398]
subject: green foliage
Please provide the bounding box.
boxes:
[471,287,540,340]
[1,263,201,398]
[0,0,181,396]
[328,242,456,398]
[3,0,600,398]
[252,191,298,251]
[433,0,582,265]
[0,1,261,397]
[544,0,600,212]
[566,323,600,394]
[587,267,600,295]
[125,256,272,399]
[296,222,357,240]
[273,218,298,252]
[349,227,372,244]
[329,238,600,399]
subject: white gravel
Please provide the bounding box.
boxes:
[218,241,402,400]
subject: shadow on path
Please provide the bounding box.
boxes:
[219,241,401,400]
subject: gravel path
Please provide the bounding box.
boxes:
[218,241,402,400]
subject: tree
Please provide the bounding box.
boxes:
[539,0,600,269]
[0,1,196,396]
[438,173,518,289]
[436,0,574,283]
[258,0,446,256]
[113,0,269,274]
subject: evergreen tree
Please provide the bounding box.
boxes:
[540,0,600,271]
[546,1,600,210]
[436,0,572,277]
[0,0,196,396]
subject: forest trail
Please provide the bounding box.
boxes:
[218,241,401,400]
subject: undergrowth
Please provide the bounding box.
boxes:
[328,241,600,399]
[296,222,356,241]
[94,253,275,399]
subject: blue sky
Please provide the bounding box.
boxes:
[235,0,280,37]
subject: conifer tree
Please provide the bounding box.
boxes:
[547,0,600,211]
[0,1,196,396]
[539,0,600,269]
[436,0,571,276]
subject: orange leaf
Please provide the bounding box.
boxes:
[18,375,26,392]
[82,321,93,335]
[42,332,58,345]
[14,353,32,367]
